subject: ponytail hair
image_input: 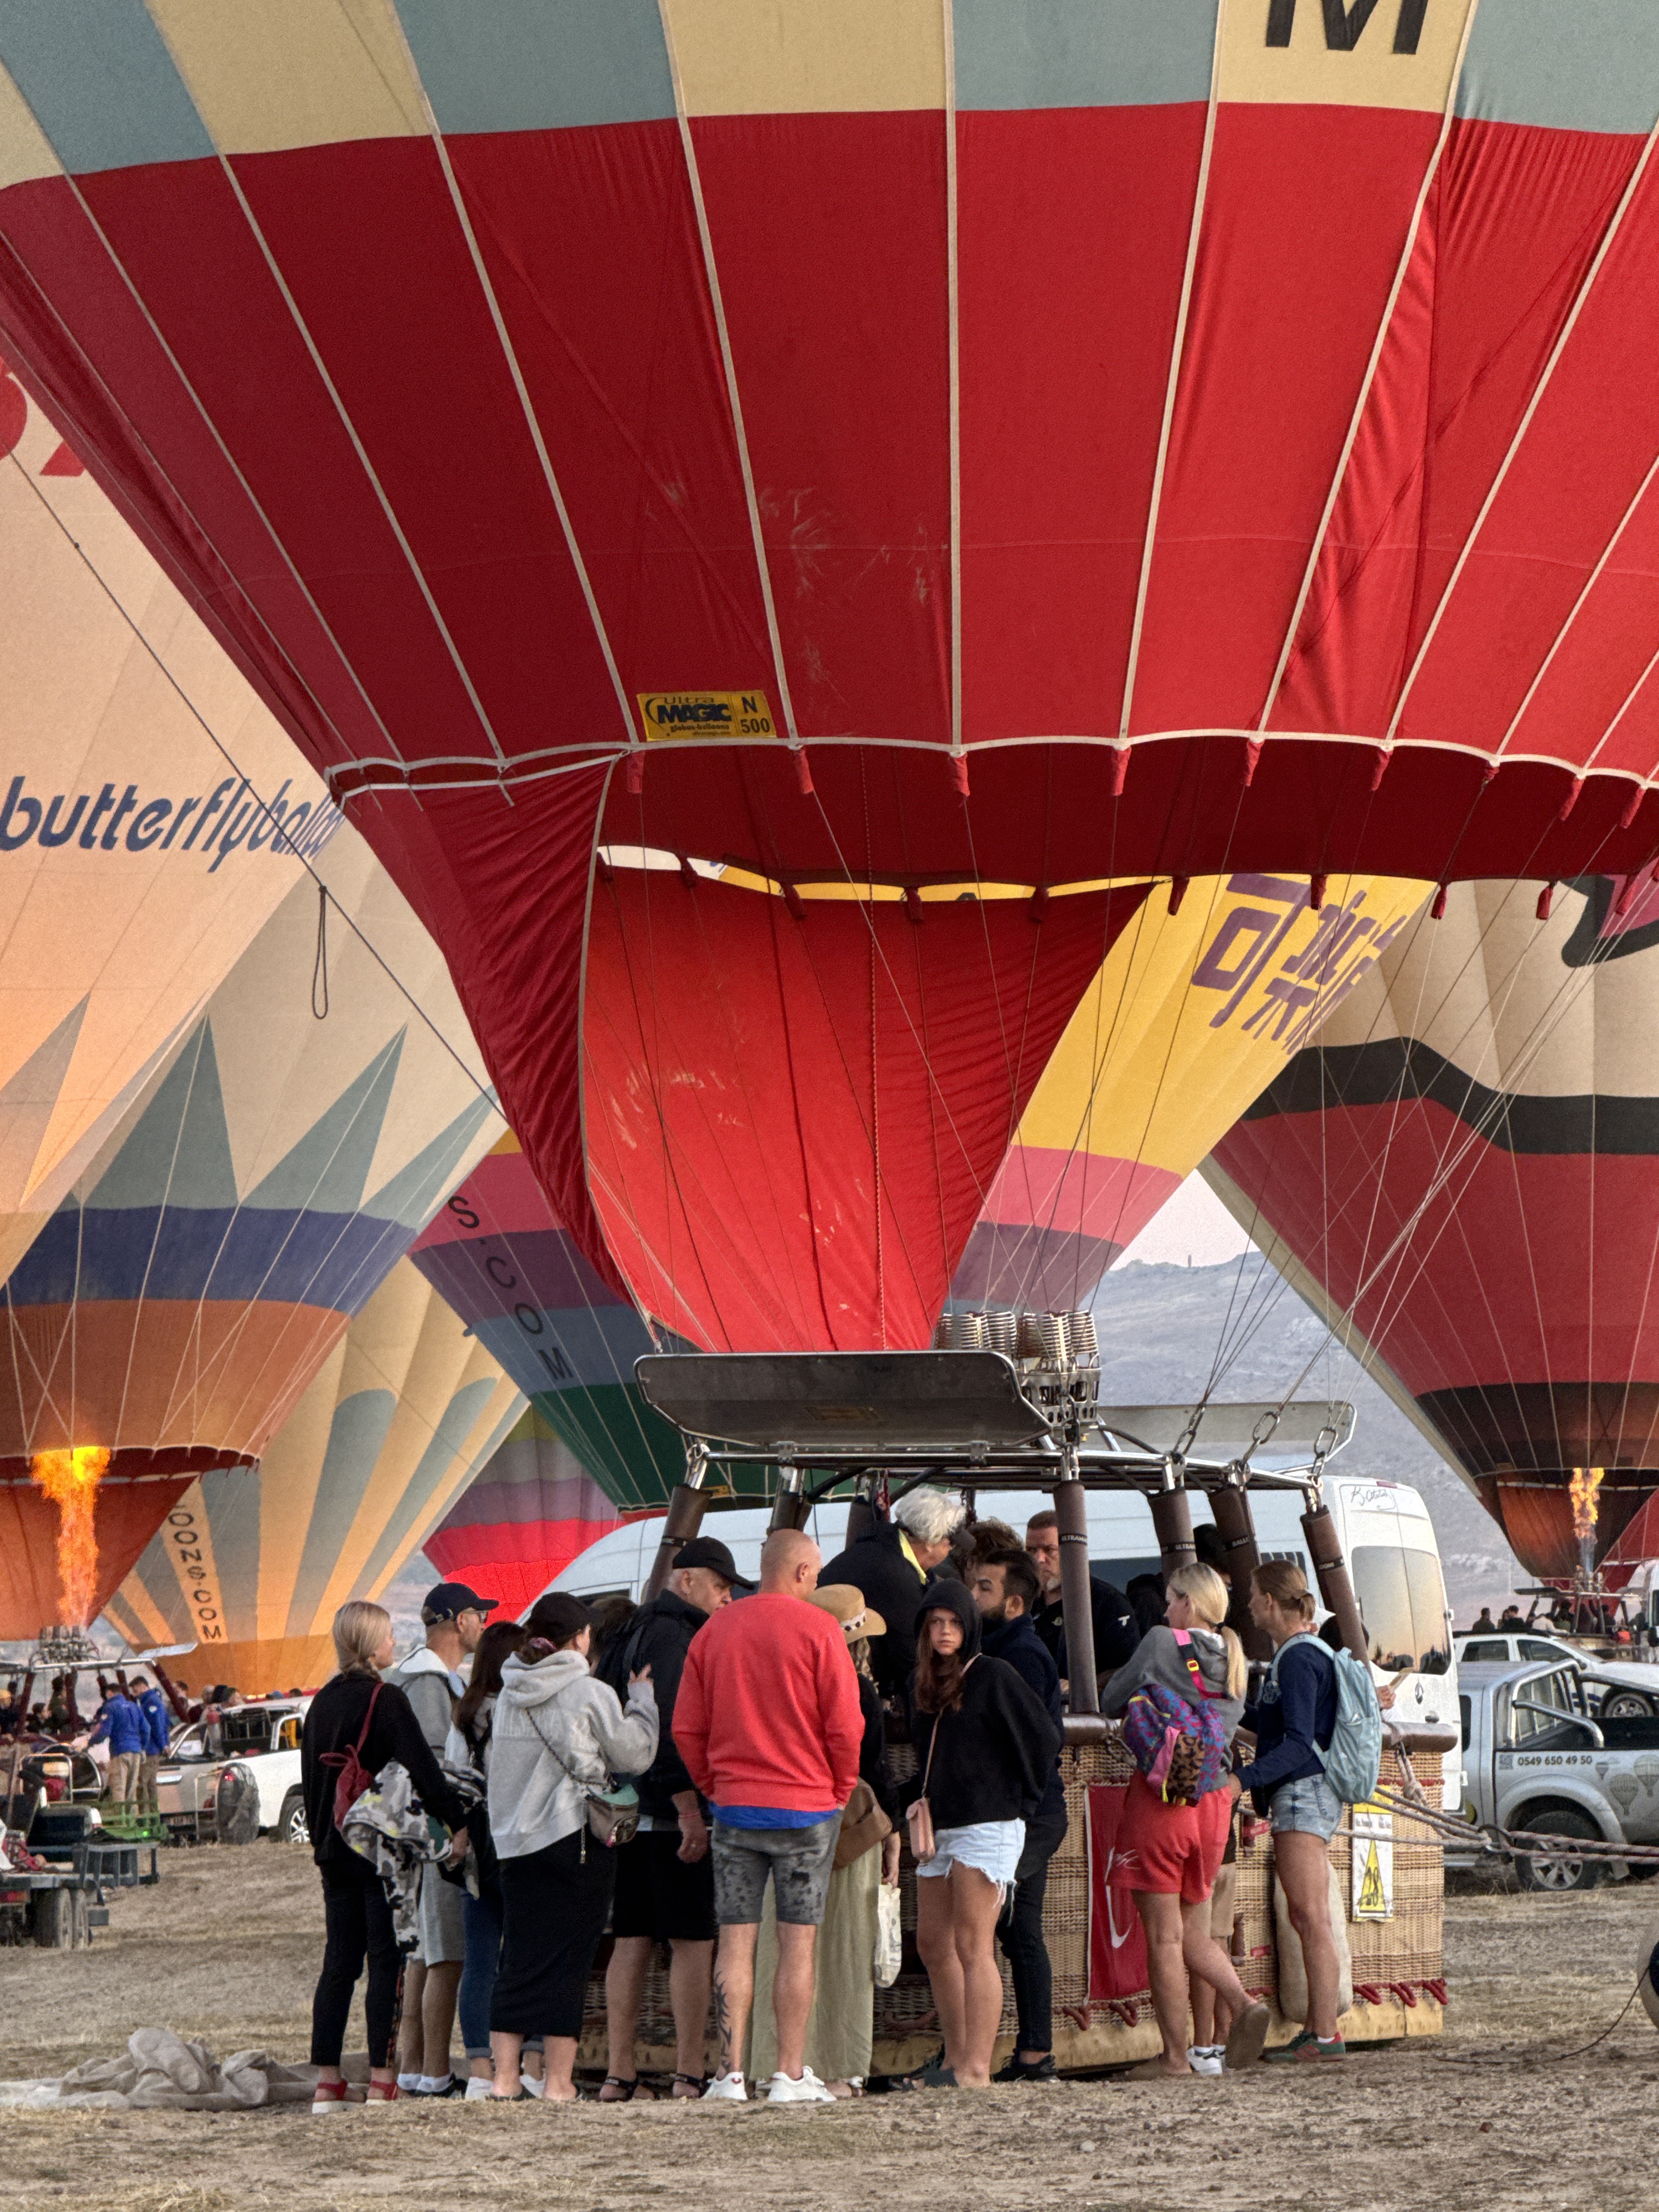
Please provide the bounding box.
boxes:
[1168,1562,1247,1701]
[1251,1558,1317,1627]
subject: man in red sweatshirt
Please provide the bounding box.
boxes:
[672,1526,862,2105]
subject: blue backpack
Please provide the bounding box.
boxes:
[1267,1635,1383,1805]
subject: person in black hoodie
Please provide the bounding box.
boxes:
[301,1600,471,2111]
[601,1536,750,2100]
[900,1581,1060,2090]
[819,1486,963,1697]
[969,1549,1066,2083]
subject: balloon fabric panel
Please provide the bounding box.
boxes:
[583,867,1147,1352]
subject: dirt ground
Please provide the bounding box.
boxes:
[2,1847,1657,2212]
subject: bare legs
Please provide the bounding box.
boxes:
[421,1959,460,2080]
[1135,1891,1257,2075]
[606,1936,714,2091]
[1272,1831,1341,2041]
[915,1866,1005,2089]
[710,1921,816,2083]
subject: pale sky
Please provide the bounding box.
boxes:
[1115,1171,1256,1269]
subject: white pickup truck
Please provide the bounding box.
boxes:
[1454,1657,1659,1893]
[156,1699,310,1845]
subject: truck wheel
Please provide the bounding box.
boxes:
[1601,1690,1654,1719]
[1515,1806,1604,1893]
[276,1788,309,1847]
[30,1886,72,1947]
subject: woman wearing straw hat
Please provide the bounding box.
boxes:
[748,1586,901,2096]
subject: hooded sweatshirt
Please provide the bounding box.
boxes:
[385,1644,462,1755]
[901,1582,1062,1830]
[1100,1624,1245,1741]
[488,1647,657,1862]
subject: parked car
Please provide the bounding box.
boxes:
[157,1699,309,1844]
[1453,1657,1659,1892]
[1454,1632,1659,1717]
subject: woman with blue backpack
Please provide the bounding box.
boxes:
[1230,1559,1373,2066]
[1101,1564,1272,2078]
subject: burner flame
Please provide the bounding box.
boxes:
[1570,1465,1604,1543]
[29,1447,110,1626]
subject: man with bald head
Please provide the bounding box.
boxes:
[672,1526,864,2104]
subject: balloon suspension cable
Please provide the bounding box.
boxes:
[311,882,330,1019]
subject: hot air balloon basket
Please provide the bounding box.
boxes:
[577,1737,1444,2074]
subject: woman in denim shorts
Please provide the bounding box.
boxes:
[1229,1562,1345,2063]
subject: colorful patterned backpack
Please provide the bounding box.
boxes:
[1120,1629,1232,1806]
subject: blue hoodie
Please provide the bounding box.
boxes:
[89,1693,145,1757]
[136,1688,171,1755]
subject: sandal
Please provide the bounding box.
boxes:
[895,2061,957,2092]
[669,2074,706,2100]
[488,2089,532,2102]
[599,2075,658,2102]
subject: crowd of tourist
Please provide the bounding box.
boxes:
[298,1489,1380,2107]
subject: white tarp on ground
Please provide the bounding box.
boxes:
[0,2029,321,2109]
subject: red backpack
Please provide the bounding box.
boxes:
[320,1683,383,1833]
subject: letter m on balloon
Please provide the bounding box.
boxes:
[1266,0,1429,52]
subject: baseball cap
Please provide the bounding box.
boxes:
[673,1536,754,1589]
[422,1581,498,1621]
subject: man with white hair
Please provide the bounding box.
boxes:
[819,1485,965,1697]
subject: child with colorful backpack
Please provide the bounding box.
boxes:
[1101,1564,1272,2079]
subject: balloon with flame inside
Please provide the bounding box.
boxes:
[1572,1469,1605,1582]
[29,1446,110,1628]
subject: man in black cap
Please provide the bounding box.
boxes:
[389,1581,495,2097]
[601,1536,751,2099]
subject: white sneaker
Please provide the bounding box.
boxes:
[702,2069,749,2102]
[519,2073,545,2099]
[766,2068,836,2106]
[464,2076,494,2101]
[1187,2044,1225,2078]
[396,2072,422,2094]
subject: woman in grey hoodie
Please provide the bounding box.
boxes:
[1100,1563,1271,2079]
[487,1592,657,2100]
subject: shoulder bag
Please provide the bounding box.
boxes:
[526,1701,640,1850]
[833,1778,893,1870]
[904,1656,976,1862]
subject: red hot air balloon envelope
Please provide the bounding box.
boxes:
[10,5,1659,1336]
[1210,876,1659,1585]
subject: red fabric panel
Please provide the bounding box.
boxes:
[1133,102,1441,737]
[1215,1097,1659,1423]
[957,103,1204,740]
[687,112,951,745]
[1280,120,1649,742]
[421,1525,620,1618]
[1086,1783,1150,2004]
[584,870,1146,1351]
[0,1477,191,1638]
[374,764,623,1301]
[977,1146,1183,1249]
[444,122,774,713]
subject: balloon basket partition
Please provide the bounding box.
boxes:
[577,1740,1444,2075]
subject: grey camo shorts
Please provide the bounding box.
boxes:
[710,1815,840,1927]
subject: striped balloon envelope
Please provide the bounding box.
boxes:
[1208,876,1659,1582]
[102,1259,523,1694]
[0,834,503,1635]
[950,871,1430,1312]
[410,1133,686,1511]
[421,1404,631,1619]
[9,7,1659,1368]
[0,349,341,1290]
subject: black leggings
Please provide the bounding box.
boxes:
[996,1808,1068,2055]
[492,1831,615,2040]
[312,1854,403,2068]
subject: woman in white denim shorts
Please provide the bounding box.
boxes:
[900,1583,1060,2089]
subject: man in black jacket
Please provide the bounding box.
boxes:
[972,1549,1068,2083]
[601,1536,750,2097]
[1024,1509,1139,1683]
[818,1486,964,1697]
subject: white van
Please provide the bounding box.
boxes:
[550,1472,1459,1797]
